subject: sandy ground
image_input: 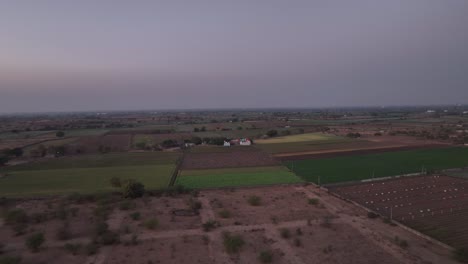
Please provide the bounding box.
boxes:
[0,185,458,264]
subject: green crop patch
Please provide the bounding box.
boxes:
[0,164,175,197]
[285,147,468,185]
[176,166,302,188]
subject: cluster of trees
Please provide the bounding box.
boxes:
[389,129,457,141]
[265,128,305,138]
[193,126,207,132]
[30,145,66,158]
[1,147,24,166]
[346,132,362,138]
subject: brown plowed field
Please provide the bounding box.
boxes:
[181,149,279,169]
[329,175,468,248]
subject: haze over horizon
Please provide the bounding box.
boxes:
[1,0,468,113]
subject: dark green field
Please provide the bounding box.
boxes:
[0,152,180,197]
[285,147,468,185]
[176,166,302,188]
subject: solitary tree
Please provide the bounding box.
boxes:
[122,180,145,199]
[56,131,65,137]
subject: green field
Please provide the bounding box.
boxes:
[176,166,303,188]
[285,147,468,185]
[0,152,180,197]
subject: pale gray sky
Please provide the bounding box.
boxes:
[1,0,467,112]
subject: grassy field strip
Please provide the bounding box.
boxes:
[176,166,303,188]
[180,166,289,176]
[1,152,181,172]
[0,164,175,197]
[285,147,468,185]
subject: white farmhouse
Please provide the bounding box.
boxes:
[239,138,252,146]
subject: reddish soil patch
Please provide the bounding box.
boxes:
[329,175,468,248]
[0,185,459,263]
[182,149,278,169]
[103,235,212,264]
[203,186,331,225]
[0,199,96,247]
[118,196,202,234]
[284,223,401,264]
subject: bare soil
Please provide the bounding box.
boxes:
[0,185,459,264]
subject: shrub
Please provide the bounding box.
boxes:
[99,231,120,245]
[95,222,109,236]
[294,238,302,247]
[308,198,319,205]
[25,233,45,252]
[295,228,303,236]
[218,210,231,219]
[30,213,48,224]
[56,222,71,240]
[367,212,379,219]
[0,256,21,264]
[85,242,99,255]
[64,243,82,255]
[322,245,333,254]
[258,251,273,263]
[122,180,145,199]
[130,212,141,221]
[119,200,136,211]
[12,223,27,236]
[247,195,261,206]
[321,216,332,228]
[279,228,291,239]
[453,247,468,263]
[110,177,121,188]
[56,131,65,137]
[144,219,159,230]
[4,209,28,225]
[187,198,202,211]
[93,204,112,221]
[394,236,409,249]
[202,220,219,232]
[222,232,245,254]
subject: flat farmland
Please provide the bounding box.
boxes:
[255,133,345,144]
[257,137,356,154]
[329,175,468,248]
[285,147,468,184]
[68,134,132,153]
[176,166,302,188]
[133,132,192,147]
[182,148,278,169]
[0,152,179,196]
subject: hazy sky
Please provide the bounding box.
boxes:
[1,0,468,112]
